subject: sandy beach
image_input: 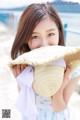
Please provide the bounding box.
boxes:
[0,22,80,120]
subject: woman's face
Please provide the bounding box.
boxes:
[28,17,59,50]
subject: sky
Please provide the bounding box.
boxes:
[65,0,80,3]
[0,0,53,8]
[0,0,80,8]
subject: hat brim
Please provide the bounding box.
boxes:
[8,45,80,97]
[8,45,80,68]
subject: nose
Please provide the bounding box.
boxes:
[41,39,48,47]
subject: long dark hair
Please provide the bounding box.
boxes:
[11,3,65,59]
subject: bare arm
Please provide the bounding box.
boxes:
[51,68,80,112]
[51,86,67,112]
[51,68,70,112]
[63,76,80,104]
[12,65,80,112]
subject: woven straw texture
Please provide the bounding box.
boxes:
[33,65,64,97]
[8,45,80,97]
[8,45,80,68]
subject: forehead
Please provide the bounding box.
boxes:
[33,17,58,32]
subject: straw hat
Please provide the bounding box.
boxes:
[9,45,80,68]
[8,45,80,97]
[33,62,65,97]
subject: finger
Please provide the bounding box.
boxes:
[61,67,71,88]
[24,64,28,69]
[20,64,26,72]
[12,65,18,78]
[64,67,71,79]
[16,65,21,76]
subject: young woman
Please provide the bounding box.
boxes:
[11,3,80,120]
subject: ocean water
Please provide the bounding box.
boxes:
[59,12,80,46]
[0,12,80,46]
[59,12,80,30]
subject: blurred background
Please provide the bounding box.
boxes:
[0,0,80,120]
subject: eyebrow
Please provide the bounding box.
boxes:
[46,28,55,32]
[32,28,55,34]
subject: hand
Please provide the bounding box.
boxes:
[12,64,27,78]
[51,67,71,112]
[62,67,71,89]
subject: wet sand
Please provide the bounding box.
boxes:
[0,22,80,120]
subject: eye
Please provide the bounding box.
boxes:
[31,35,39,40]
[48,33,55,37]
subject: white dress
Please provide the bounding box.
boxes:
[22,93,71,120]
[16,58,71,120]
